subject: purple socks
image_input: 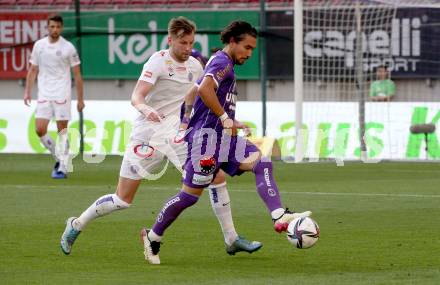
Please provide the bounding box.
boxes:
[152,191,199,236]
[253,161,283,212]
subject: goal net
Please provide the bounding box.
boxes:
[293,0,440,162]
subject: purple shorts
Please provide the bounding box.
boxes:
[182,130,260,189]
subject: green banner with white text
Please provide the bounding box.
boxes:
[61,11,260,79]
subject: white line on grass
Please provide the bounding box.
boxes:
[3,184,440,199]
[233,189,440,199]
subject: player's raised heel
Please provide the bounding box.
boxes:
[226,236,263,255]
[140,228,161,265]
[273,209,312,233]
[60,217,81,255]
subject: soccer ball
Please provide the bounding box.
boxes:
[287,217,320,249]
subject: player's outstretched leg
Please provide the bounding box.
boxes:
[60,193,130,255]
[145,190,200,263]
[252,159,312,233]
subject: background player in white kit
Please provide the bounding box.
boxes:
[23,14,85,179]
[60,17,261,259]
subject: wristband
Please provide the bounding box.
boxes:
[219,112,229,122]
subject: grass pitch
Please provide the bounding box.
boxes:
[0,154,439,284]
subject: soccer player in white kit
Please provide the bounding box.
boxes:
[23,14,85,179]
[60,17,261,259]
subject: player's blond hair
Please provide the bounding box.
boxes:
[168,16,196,39]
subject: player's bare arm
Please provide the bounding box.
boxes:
[73,65,85,112]
[24,64,38,106]
[180,84,198,130]
[131,80,164,122]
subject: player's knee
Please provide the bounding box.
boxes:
[35,128,47,137]
[252,159,273,175]
[211,170,226,185]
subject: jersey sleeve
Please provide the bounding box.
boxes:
[204,57,232,88]
[29,41,40,66]
[69,44,81,67]
[138,53,164,85]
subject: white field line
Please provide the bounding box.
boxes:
[2,184,440,198]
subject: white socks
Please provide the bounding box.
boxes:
[73,194,130,231]
[208,183,238,246]
[147,230,162,242]
[40,134,57,161]
[56,131,69,173]
[271,208,285,220]
[40,133,70,173]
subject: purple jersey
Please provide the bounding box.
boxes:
[186,50,237,142]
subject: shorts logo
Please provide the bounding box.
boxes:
[199,156,216,175]
[133,143,154,158]
[144,71,153,78]
[192,173,214,185]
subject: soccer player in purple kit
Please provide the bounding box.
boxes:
[141,21,312,265]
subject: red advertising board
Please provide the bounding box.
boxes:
[0,12,49,79]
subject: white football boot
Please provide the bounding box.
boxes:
[273,209,312,233]
[140,228,161,265]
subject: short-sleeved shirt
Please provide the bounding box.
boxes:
[29,36,80,101]
[186,50,237,143]
[130,49,204,143]
[369,79,395,98]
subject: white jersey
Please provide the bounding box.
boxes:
[29,36,80,101]
[131,49,203,142]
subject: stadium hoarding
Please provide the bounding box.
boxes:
[2,8,439,80]
[0,11,259,80]
[0,100,439,161]
[0,12,50,79]
[266,8,440,79]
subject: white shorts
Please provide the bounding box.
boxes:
[35,99,71,121]
[119,137,188,181]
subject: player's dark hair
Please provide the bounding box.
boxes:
[168,16,196,39]
[220,21,257,44]
[48,14,63,25]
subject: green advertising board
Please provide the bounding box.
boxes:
[61,11,260,80]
